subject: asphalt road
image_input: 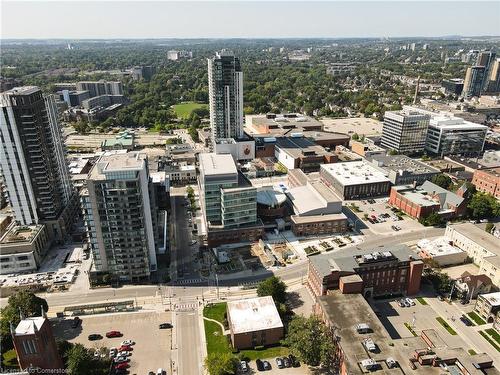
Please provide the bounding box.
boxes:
[27,227,445,310]
[175,309,203,375]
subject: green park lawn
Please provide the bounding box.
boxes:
[436,317,457,335]
[172,102,208,119]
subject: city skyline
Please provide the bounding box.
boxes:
[2,1,500,39]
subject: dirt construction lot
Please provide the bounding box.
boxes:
[52,311,172,374]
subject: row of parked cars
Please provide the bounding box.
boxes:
[240,355,300,372]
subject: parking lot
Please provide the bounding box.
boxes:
[52,311,172,374]
[348,198,425,235]
[371,297,466,348]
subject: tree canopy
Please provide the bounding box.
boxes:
[204,352,238,375]
[256,276,287,305]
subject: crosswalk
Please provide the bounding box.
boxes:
[174,302,199,311]
[175,278,205,285]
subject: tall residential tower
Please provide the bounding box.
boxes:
[208,50,244,142]
[0,86,75,242]
[81,152,157,282]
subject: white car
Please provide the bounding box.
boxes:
[118,351,131,357]
[121,339,135,346]
[109,349,117,358]
[406,297,415,306]
[114,356,129,363]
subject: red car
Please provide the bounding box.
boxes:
[118,345,132,352]
[114,362,129,370]
[106,331,123,338]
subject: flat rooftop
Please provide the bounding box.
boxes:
[448,223,500,254]
[287,180,342,215]
[310,244,419,277]
[371,155,440,174]
[275,136,331,158]
[480,292,500,306]
[417,238,464,257]
[317,292,418,374]
[226,296,283,335]
[89,152,146,180]
[321,161,390,186]
[321,117,383,136]
[2,86,40,96]
[199,153,237,176]
[0,224,44,245]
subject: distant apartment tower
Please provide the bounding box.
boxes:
[208,50,244,141]
[381,109,430,154]
[441,78,464,96]
[76,80,123,98]
[0,86,75,242]
[81,152,157,282]
[485,58,500,93]
[463,66,486,98]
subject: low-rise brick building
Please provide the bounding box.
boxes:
[388,181,467,220]
[226,296,284,350]
[307,244,423,298]
[472,167,500,198]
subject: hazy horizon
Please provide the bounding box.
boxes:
[2,1,500,40]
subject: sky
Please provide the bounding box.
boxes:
[1,1,500,39]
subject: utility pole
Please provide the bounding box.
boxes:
[216,273,220,300]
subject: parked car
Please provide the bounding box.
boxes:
[460,315,473,326]
[106,330,123,338]
[275,357,284,369]
[256,359,264,371]
[114,356,129,363]
[118,351,131,357]
[398,299,405,307]
[289,354,300,367]
[109,348,117,358]
[263,361,271,370]
[71,317,81,328]
[283,357,291,368]
[121,340,135,346]
[406,298,415,306]
[114,362,129,370]
[240,360,248,372]
[88,334,102,341]
[159,323,173,329]
[437,295,445,301]
[118,345,132,352]
[156,369,166,375]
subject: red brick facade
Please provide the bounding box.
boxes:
[12,318,63,370]
[472,168,500,199]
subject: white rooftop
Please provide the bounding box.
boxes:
[199,153,237,176]
[321,161,390,186]
[15,317,46,335]
[417,238,464,257]
[227,296,283,335]
[480,292,500,306]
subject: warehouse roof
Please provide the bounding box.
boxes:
[321,161,390,186]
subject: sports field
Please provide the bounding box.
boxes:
[172,101,208,119]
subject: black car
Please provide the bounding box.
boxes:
[256,359,264,371]
[159,323,173,329]
[460,315,473,326]
[288,355,300,368]
[88,334,102,341]
[282,357,291,368]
